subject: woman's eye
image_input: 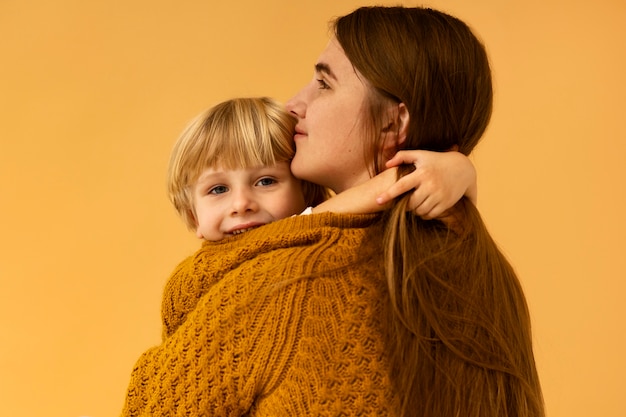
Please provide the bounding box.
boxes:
[316,78,330,90]
[257,177,277,187]
[209,185,228,195]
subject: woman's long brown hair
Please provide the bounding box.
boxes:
[335,7,544,417]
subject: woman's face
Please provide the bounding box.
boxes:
[285,38,372,194]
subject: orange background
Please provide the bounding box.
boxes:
[1,1,624,416]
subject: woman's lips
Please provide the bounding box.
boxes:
[294,126,307,139]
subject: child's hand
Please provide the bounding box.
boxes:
[376,150,477,220]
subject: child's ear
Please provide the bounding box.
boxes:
[382,102,410,155]
[189,210,204,239]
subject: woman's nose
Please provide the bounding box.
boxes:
[285,88,307,118]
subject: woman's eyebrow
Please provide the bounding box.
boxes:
[315,63,337,81]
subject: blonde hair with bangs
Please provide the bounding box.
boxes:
[167,97,328,230]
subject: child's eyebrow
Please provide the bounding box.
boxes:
[315,63,337,81]
[195,171,220,184]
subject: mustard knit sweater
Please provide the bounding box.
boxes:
[121,212,399,416]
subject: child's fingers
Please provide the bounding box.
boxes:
[376,173,421,205]
[413,199,443,220]
[385,150,421,168]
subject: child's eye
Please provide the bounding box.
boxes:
[256,177,277,187]
[316,78,330,90]
[209,185,229,195]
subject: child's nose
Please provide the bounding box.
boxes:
[230,188,258,215]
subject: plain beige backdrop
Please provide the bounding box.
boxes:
[1,0,624,416]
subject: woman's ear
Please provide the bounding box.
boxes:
[382,102,410,154]
[396,102,409,147]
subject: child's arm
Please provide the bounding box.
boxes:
[311,167,398,214]
[312,150,476,218]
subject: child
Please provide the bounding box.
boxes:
[161,96,474,338]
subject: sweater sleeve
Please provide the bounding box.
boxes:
[122,264,308,417]
[122,213,387,416]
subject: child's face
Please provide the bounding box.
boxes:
[192,161,307,241]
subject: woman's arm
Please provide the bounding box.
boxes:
[122,270,300,416]
[312,150,476,219]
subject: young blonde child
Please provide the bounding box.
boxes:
[160,96,474,338]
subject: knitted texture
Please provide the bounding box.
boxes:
[121,212,399,416]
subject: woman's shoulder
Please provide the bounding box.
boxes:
[163,212,385,334]
[210,213,386,297]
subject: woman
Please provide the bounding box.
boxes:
[121,6,543,417]
[287,6,544,416]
